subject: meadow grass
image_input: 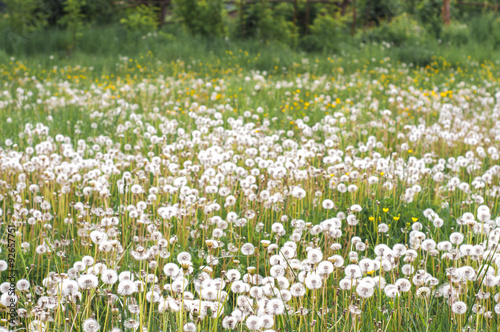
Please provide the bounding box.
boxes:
[0,31,500,332]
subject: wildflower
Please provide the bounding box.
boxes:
[164,263,180,277]
[451,301,467,315]
[124,320,140,330]
[16,279,30,291]
[82,318,101,332]
[78,274,99,290]
[305,273,322,290]
[322,199,334,209]
[0,293,18,307]
[117,280,136,296]
[183,323,197,332]
[350,204,362,212]
[266,298,285,315]
[395,279,412,292]
[177,252,192,264]
[246,315,261,330]
[384,285,399,298]
[316,261,334,276]
[450,232,464,245]
[241,243,256,256]
[356,282,375,298]
[307,249,323,264]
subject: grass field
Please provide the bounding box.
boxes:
[1,34,500,332]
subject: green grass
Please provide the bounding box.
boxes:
[0,26,500,332]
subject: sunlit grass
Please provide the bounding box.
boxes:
[0,41,500,332]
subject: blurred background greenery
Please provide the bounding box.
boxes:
[0,0,500,67]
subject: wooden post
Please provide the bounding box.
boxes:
[351,0,356,35]
[442,0,450,25]
[305,0,310,35]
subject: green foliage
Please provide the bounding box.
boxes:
[396,45,434,66]
[83,0,116,25]
[119,5,159,34]
[414,0,442,36]
[468,12,498,44]
[361,13,426,47]
[305,7,350,52]
[1,0,47,53]
[493,18,500,49]
[441,21,469,46]
[233,1,298,47]
[173,0,225,37]
[2,0,47,34]
[358,0,408,26]
[243,2,297,46]
[59,0,86,54]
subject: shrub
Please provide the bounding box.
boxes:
[83,0,116,25]
[360,13,425,47]
[173,0,225,37]
[256,3,297,46]
[468,12,498,44]
[415,0,442,37]
[441,21,469,46]
[384,13,425,46]
[1,0,47,53]
[59,0,86,54]
[237,1,296,47]
[305,8,349,52]
[119,5,159,34]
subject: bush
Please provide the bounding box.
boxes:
[396,45,433,66]
[360,13,426,47]
[83,0,116,25]
[304,8,349,52]
[468,12,498,44]
[237,1,297,47]
[1,0,48,53]
[173,0,225,37]
[119,5,159,34]
[415,0,442,37]
[441,21,469,46]
[59,0,86,54]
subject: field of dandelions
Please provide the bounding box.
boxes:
[1,52,500,332]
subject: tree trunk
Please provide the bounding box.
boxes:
[442,0,450,25]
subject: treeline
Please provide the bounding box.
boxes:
[1,0,500,55]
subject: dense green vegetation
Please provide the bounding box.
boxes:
[1,0,500,66]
